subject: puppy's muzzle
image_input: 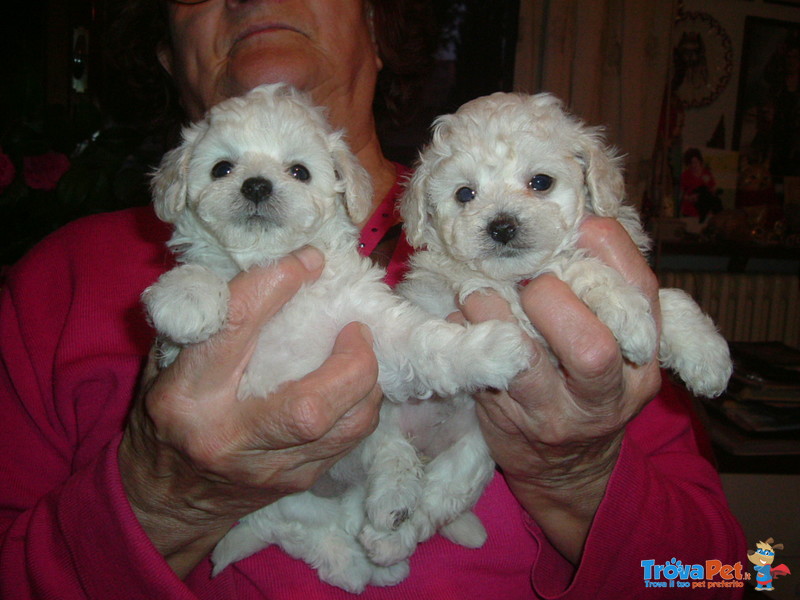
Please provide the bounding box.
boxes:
[487,214,519,245]
[241,177,273,204]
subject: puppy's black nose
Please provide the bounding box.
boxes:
[241,177,273,204]
[487,214,519,244]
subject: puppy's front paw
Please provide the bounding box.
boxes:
[616,314,657,366]
[143,264,230,345]
[459,320,531,390]
[585,286,657,365]
[659,288,732,397]
[672,335,732,398]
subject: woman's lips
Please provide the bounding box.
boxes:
[235,23,305,44]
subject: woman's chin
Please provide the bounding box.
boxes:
[225,43,322,97]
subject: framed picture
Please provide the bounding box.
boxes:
[733,16,800,205]
[672,11,733,108]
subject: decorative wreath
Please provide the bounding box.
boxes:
[672,11,733,108]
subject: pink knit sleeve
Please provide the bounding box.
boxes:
[526,378,748,599]
[0,427,196,600]
[0,215,197,599]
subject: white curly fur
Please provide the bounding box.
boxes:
[141,84,530,592]
[400,91,732,399]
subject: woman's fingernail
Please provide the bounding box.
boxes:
[359,323,374,345]
[294,246,324,272]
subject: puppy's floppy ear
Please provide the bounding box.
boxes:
[400,113,454,249]
[151,121,203,223]
[328,131,373,224]
[575,127,626,218]
[399,159,435,249]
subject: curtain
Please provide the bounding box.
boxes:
[514,0,677,208]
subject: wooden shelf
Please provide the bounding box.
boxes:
[654,239,800,273]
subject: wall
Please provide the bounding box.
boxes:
[721,474,800,599]
[683,0,800,152]
[681,0,800,210]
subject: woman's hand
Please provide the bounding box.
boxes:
[459,217,663,564]
[119,247,383,578]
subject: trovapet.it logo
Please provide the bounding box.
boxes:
[641,558,749,590]
[747,538,791,592]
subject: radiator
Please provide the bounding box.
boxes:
[658,271,800,347]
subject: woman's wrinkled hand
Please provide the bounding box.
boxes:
[458,217,663,564]
[119,246,383,577]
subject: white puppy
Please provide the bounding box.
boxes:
[400,91,732,399]
[142,84,530,592]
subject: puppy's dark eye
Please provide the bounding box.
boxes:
[455,186,476,203]
[289,164,311,182]
[211,161,234,179]
[528,174,554,191]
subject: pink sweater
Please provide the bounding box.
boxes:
[0,184,746,598]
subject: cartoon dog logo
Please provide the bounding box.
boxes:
[748,538,791,591]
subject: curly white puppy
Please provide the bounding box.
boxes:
[142,84,530,593]
[400,91,732,399]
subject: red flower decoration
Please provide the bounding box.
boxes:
[23,151,71,191]
[0,151,16,194]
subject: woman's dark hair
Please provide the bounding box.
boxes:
[371,0,437,123]
[102,0,435,135]
[102,0,180,137]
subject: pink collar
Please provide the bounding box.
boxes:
[357,164,413,287]
[357,163,408,256]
